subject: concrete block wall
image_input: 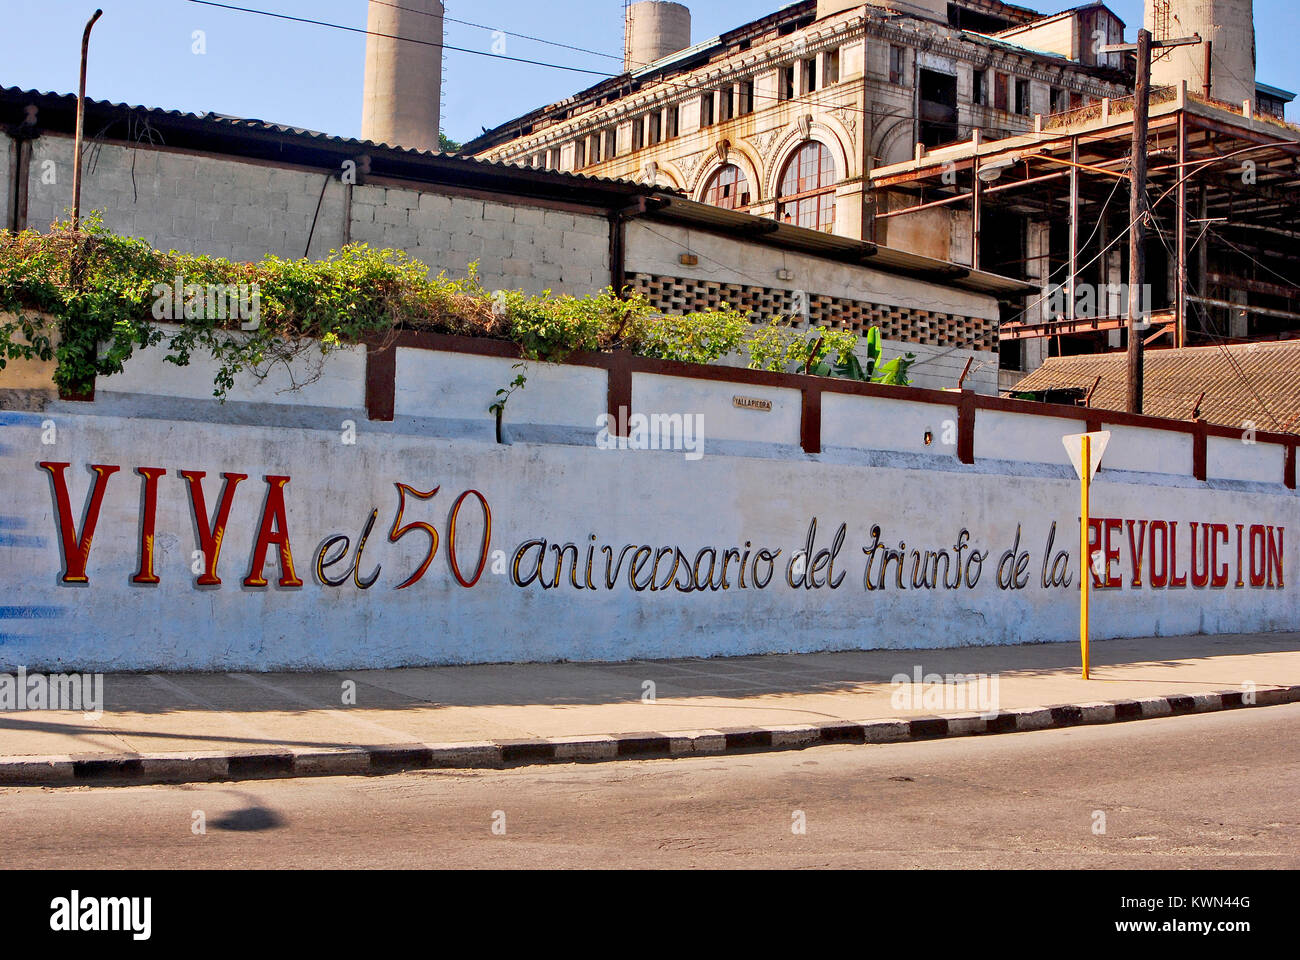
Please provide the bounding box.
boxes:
[24,135,347,261]
[16,133,610,296]
[348,185,611,295]
[626,220,1001,395]
[901,342,996,395]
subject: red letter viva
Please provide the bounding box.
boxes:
[39,462,120,584]
[244,476,303,588]
[181,470,247,586]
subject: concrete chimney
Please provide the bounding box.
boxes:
[1144,0,1257,107]
[624,2,692,72]
[362,0,443,153]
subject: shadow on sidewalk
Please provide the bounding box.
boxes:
[2,631,1294,716]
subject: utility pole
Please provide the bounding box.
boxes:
[1127,28,1151,415]
[1103,29,1201,415]
[71,8,103,231]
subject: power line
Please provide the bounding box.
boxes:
[1000,164,1133,330]
[1209,226,1300,293]
[370,0,635,68]
[1148,210,1285,430]
[185,0,615,77]
[181,0,1004,135]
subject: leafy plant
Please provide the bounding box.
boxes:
[748,317,916,386]
[636,307,750,365]
[0,219,920,405]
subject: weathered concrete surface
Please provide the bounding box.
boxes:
[0,633,1294,759]
[2,702,1296,869]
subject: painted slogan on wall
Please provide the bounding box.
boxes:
[37,461,1288,595]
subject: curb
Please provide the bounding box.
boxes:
[1,685,1297,788]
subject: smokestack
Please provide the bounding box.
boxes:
[362,0,443,153]
[624,2,692,72]
[1144,0,1257,107]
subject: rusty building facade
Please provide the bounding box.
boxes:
[465,0,1132,248]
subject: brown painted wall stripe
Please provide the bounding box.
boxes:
[364,340,397,423]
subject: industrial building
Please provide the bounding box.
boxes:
[465,0,1135,243]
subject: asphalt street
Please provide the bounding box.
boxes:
[2,705,1296,869]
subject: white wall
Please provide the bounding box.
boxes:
[97,325,368,410]
[1208,435,1286,485]
[395,348,606,428]
[2,342,1295,672]
[632,373,803,447]
[975,409,1075,467]
[0,138,11,228]
[822,394,958,457]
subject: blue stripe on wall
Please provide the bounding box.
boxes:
[0,606,66,620]
[0,534,45,548]
[0,412,44,427]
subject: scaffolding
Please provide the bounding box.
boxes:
[868,84,1300,363]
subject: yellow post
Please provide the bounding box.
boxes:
[1079,433,1091,680]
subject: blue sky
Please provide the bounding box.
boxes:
[4,1,1297,144]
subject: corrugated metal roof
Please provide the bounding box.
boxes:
[1011,341,1300,434]
[0,85,660,193]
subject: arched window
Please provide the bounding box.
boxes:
[776,141,836,232]
[701,164,752,210]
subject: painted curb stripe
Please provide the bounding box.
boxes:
[615,734,673,756]
[908,717,949,739]
[498,740,556,764]
[226,752,293,777]
[722,729,772,750]
[368,745,435,769]
[1113,700,1144,721]
[1049,704,1084,725]
[1,684,1297,788]
[73,757,144,780]
[817,722,866,743]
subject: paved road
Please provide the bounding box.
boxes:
[2,706,1296,869]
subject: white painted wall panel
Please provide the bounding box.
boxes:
[1208,434,1286,484]
[96,325,367,410]
[631,373,801,447]
[975,410,1075,467]
[1103,424,1194,476]
[395,349,605,427]
[822,393,957,457]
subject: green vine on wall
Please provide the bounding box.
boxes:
[0,218,916,406]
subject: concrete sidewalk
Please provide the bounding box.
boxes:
[1,632,1298,785]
